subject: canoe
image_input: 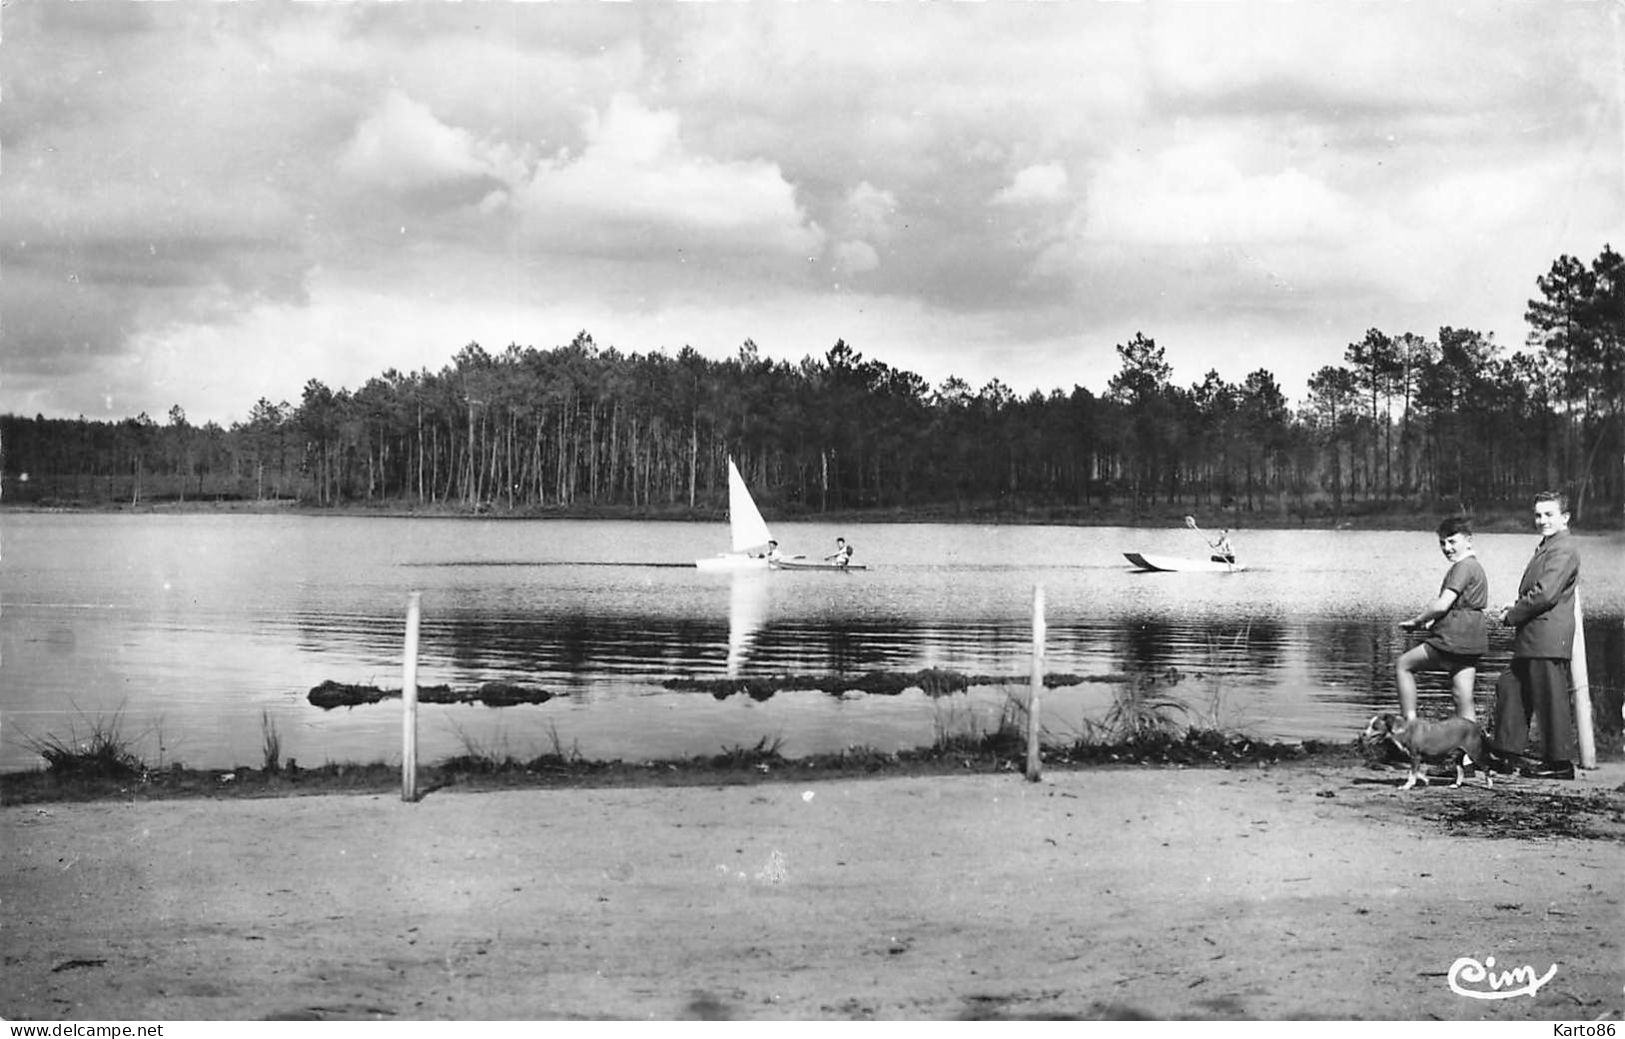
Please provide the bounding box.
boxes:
[1124,552,1246,573]
[770,558,868,572]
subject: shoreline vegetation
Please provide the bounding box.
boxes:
[8,727,1625,850]
[0,723,1360,807]
[9,670,1623,807]
[6,495,1619,533]
[3,667,1362,805]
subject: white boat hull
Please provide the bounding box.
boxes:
[1124,552,1245,573]
[695,554,771,571]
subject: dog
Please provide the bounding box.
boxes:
[1362,713,1493,791]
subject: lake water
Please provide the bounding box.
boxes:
[2,513,1621,772]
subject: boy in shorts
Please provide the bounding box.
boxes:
[1395,517,1489,721]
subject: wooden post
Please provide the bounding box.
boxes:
[402,591,422,802]
[1026,584,1046,783]
[1571,586,1596,769]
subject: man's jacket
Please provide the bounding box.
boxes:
[1505,529,1581,658]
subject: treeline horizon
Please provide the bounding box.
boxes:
[3,246,1621,526]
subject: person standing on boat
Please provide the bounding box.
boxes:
[1487,491,1582,780]
[824,537,853,568]
[1394,516,1488,722]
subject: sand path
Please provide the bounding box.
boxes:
[3,760,1621,1021]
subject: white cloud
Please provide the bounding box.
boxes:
[993,163,1068,206]
[1083,143,1360,247]
[1039,137,1465,306]
[843,182,899,241]
[338,90,500,191]
[4,1,1623,424]
[511,94,824,259]
[823,183,897,277]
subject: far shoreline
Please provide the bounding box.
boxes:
[6,496,1618,534]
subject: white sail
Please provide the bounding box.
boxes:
[727,457,773,554]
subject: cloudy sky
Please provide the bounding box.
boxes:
[4,2,1622,427]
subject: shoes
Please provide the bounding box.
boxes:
[1478,747,1520,776]
[1517,761,1575,780]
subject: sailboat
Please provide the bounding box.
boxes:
[695,457,776,570]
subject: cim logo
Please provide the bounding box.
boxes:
[1447,955,1557,1000]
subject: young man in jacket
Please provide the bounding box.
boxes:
[1490,490,1582,780]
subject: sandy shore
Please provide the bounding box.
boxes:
[3,758,1622,1022]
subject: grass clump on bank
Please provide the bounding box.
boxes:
[19,706,150,781]
[931,664,1338,770]
[1075,663,1344,765]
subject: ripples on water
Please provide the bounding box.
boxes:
[2,514,1620,769]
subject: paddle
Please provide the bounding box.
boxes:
[1184,515,1208,547]
[1187,515,1235,566]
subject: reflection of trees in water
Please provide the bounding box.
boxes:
[1113,615,1284,674]
[423,613,716,676]
[1313,616,1500,713]
[294,605,1625,739]
[1586,621,1624,736]
[422,612,1067,679]
[1306,615,1623,732]
[1308,618,1387,692]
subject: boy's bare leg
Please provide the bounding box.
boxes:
[1450,666,1477,721]
[1394,644,1428,720]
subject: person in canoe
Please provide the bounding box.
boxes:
[1394,516,1488,722]
[764,539,783,562]
[1207,529,1236,565]
[824,537,854,568]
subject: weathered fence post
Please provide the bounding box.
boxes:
[1026,584,1045,783]
[402,591,422,802]
[1571,587,1595,769]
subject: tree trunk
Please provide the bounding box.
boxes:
[688,416,698,510]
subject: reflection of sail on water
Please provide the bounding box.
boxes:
[726,571,769,675]
[728,458,772,554]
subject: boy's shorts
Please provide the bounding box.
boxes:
[1423,643,1480,670]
